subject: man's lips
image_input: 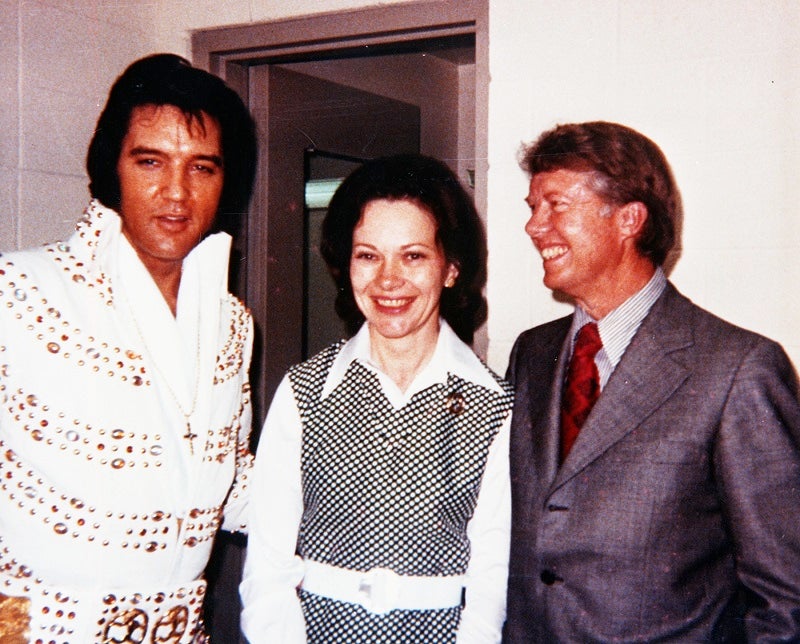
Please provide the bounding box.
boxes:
[154,214,191,229]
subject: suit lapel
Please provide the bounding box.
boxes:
[551,284,695,492]
[519,318,572,493]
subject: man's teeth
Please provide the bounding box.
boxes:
[541,246,567,260]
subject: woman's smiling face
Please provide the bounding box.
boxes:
[349,198,458,347]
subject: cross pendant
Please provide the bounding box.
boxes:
[184,421,197,455]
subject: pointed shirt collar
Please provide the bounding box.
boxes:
[321,319,503,408]
[572,267,667,386]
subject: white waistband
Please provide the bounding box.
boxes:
[300,560,464,615]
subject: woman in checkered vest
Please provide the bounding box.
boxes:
[241,153,513,644]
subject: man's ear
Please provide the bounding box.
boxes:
[617,201,648,240]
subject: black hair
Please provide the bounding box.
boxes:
[86,53,257,235]
[320,153,487,344]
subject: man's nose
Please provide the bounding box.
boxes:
[525,205,550,238]
[162,167,189,201]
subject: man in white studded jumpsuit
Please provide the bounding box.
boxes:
[0,54,257,643]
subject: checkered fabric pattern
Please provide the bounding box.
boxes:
[287,343,513,642]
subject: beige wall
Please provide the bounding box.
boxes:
[2,0,162,248]
[2,0,798,372]
[485,1,800,373]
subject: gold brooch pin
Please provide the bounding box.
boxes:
[446,392,465,415]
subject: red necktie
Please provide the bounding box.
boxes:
[561,322,602,462]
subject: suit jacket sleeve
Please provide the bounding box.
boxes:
[713,336,800,638]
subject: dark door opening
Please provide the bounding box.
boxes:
[252,64,422,410]
[303,149,365,358]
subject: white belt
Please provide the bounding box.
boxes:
[1,573,207,644]
[301,560,465,615]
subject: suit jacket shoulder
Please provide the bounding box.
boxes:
[507,315,572,386]
[635,282,797,387]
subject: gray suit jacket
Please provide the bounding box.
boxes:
[503,283,800,642]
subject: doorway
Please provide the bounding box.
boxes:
[192,4,486,641]
[248,63,424,409]
[194,0,487,423]
[304,149,368,357]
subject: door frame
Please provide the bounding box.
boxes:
[192,0,489,423]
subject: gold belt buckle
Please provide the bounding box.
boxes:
[0,592,31,644]
[152,605,190,643]
[103,608,148,643]
[102,603,190,643]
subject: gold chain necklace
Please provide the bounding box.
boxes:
[121,286,203,455]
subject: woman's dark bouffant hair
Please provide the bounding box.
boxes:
[320,153,487,345]
[520,121,681,267]
[86,53,257,235]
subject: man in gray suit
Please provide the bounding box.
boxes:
[503,121,800,642]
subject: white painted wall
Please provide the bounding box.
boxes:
[2,0,162,248]
[2,0,798,373]
[486,1,800,374]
